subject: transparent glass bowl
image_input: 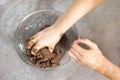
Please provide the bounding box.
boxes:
[15,10,78,70]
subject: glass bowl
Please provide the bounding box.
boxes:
[15,10,78,70]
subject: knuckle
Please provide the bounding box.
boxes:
[93,43,97,48]
[73,39,80,44]
[29,36,35,40]
[72,42,77,47]
[93,42,97,46]
[28,40,35,44]
[83,38,89,42]
[77,39,81,41]
[32,48,38,53]
[73,40,77,44]
[36,41,40,45]
[72,42,76,46]
[27,41,34,46]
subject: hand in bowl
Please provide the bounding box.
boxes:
[26,25,62,55]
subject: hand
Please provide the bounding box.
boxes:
[26,25,62,55]
[68,39,105,70]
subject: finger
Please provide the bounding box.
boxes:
[48,43,56,53]
[72,40,86,53]
[28,35,36,40]
[71,47,82,56]
[68,51,81,64]
[48,46,54,53]
[26,35,40,49]
[68,51,78,62]
[70,48,82,60]
[31,41,44,55]
[25,40,35,49]
[76,39,97,49]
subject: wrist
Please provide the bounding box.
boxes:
[43,25,64,37]
[95,57,108,74]
[52,24,66,36]
[95,57,120,79]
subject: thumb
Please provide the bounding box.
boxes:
[48,45,55,53]
[31,43,45,55]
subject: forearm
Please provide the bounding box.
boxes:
[95,58,120,80]
[53,0,105,34]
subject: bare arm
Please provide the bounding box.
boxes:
[54,0,105,33]
[96,57,120,80]
[68,39,120,80]
[26,0,105,55]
